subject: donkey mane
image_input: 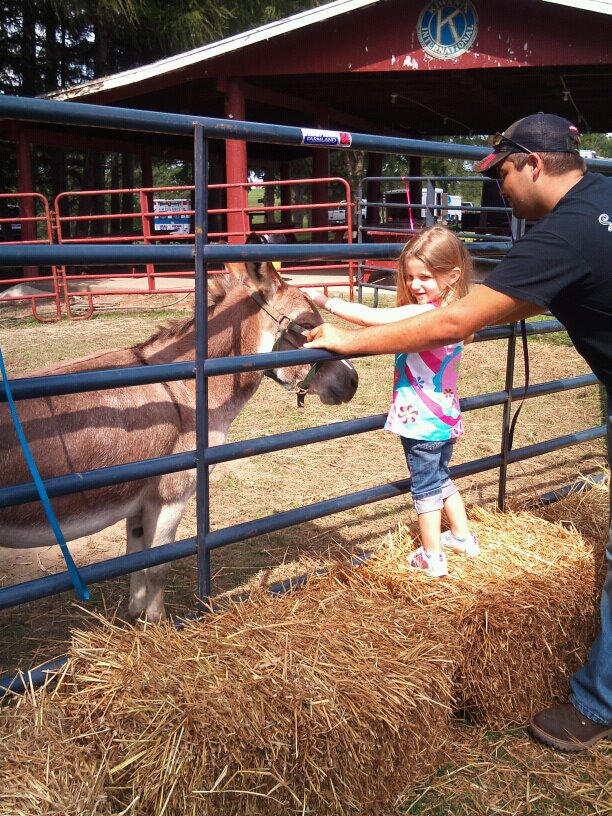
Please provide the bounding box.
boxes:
[135,316,193,348]
[133,270,249,350]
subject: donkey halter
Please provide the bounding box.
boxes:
[250,290,321,408]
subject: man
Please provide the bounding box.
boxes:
[305,113,612,751]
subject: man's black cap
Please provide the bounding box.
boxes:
[475,113,581,178]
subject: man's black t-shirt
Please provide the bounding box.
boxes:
[484,173,612,388]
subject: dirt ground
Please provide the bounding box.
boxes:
[0,297,607,677]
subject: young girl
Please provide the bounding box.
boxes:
[305,226,479,577]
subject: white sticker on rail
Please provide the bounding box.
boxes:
[301,129,352,147]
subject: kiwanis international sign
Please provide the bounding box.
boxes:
[417,0,478,60]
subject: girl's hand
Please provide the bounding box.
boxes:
[304,323,354,352]
[301,288,328,309]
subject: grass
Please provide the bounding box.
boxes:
[527,313,574,347]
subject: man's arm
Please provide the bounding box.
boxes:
[304,286,543,355]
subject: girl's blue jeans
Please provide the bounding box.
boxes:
[569,386,612,725]
[400,436,458,515]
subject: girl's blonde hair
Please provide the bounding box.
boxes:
[396,225,474,307]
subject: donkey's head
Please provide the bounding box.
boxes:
[233,241,358,406]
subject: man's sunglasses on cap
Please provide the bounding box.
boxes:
[476,133,533,176]
[492,132,532,155]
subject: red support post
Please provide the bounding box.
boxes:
[311,147,330,240]
[16,129,37,276]
[223,78,249,243]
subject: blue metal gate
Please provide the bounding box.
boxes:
[0,95,610,691]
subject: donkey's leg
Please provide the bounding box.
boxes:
[140,499,187,622]
[126,512,149,619]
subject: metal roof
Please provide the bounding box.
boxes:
[542,0,612,13]
[49,0,612,103]
[29,0,611,150]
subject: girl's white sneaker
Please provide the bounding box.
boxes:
[408,546,448,577]
[440,530,480,557]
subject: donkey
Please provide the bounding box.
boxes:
[0,260,358,620]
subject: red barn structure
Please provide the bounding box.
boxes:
[2,0,612,243]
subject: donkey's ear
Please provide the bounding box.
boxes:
[244,259,284,299]
[243,233,286,297]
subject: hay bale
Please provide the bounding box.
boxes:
[453,504,603,726]
[0,479,607,812]
[0,567,457,816]
[366,479,608,728]
[0,694,113,815]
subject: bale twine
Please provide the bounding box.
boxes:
[0,566,458,816]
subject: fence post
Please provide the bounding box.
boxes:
[497,324,517,511]
[424,178,436,227]
[497,214,526,510]
[357,179,365,304]
[139,189,156,290]
[194,123,212,605]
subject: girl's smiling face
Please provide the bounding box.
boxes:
[395,226,470,308]
[404,257,447,304]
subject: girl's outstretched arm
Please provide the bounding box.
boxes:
[303,288,426,326]
[304,286,543,355]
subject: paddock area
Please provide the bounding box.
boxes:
[0,299,607,664]
[1,249,610,816]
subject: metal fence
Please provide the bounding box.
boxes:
[0,95,610,691]
[0,177,356,320]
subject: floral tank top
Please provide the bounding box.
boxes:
[384,304,464,441]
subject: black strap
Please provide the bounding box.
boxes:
[251,290,321,406]
[507,319,530,450]
[496,180,530,452]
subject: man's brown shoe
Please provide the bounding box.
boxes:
[529,702,612,751]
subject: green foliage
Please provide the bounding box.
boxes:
[580,132,612,157]
[0,1,330,96]
[0,1,330,206]
[382,135,488,205]
[223,1,328,36]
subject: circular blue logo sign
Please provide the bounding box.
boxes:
[417,0,478,60]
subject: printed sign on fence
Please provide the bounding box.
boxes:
[153,198,191,234]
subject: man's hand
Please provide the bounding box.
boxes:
[304,323,357,352]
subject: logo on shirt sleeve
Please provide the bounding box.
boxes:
[598,213,612,231]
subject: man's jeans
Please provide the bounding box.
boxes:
[569,387,612,725]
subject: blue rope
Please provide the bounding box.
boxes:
[0,349,89,601]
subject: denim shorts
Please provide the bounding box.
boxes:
[400,436,458,514]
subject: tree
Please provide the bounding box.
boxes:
[223,0,327,37]
[580,132,612,158]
